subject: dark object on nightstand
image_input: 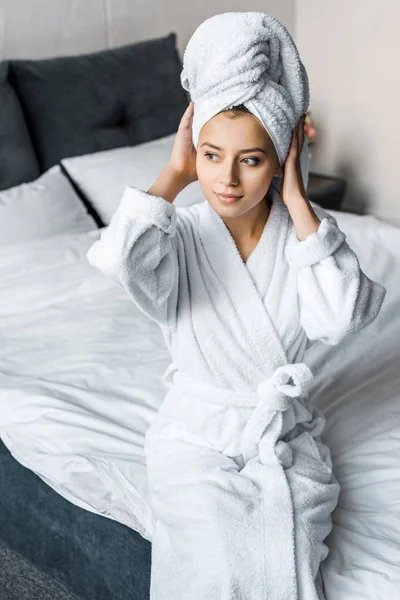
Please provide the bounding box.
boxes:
[307,172,347,211]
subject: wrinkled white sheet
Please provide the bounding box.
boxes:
[0,209,399,598]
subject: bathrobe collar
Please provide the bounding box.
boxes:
[197,186,290,377]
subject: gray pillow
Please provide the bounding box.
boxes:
[0,62,40,191]
[9,34,189,171]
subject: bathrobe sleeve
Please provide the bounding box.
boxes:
[86,185,179,327]
[285,204,387,346]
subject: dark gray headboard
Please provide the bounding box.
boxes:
[0,33,189,191]
[0,62,40,190]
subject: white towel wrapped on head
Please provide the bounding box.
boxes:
[180,11,310,169]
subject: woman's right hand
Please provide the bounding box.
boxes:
[168,101,198,187]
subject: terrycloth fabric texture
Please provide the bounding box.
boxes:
[180,11,310,166]
[86,183,386,599]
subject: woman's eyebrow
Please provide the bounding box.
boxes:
[200,142,267,155]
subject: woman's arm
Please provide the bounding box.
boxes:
[147,164,189,204]
[86,182,180,327]
[86,102,198,328]
[285,202,387,345]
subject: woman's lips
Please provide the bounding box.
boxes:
[214,192,243,204]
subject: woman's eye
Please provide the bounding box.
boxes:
[242,157,259,166]
[204,153,259,166]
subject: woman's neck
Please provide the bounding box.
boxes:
[222,196,272,246]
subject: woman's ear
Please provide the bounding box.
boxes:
[274,163,283,178]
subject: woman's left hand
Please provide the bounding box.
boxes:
[280,114,307,206]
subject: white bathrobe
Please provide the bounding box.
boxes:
[86,184,386,600]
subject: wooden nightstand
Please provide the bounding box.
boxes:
[307,172,347,211]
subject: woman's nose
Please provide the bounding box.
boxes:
[219,163,239,186]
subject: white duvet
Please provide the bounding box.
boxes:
[0,207,399,598]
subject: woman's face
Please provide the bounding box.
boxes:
[196,111,282,218]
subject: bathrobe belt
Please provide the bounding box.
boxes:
[165,362,314,469]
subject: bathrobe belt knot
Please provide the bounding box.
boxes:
[241,362,314,468]
[167,361,314,469]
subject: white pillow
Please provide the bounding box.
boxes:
[61,134,205,225]
[0,166,97,246]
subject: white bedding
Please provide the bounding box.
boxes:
[0,166,97,245]
[0,207,399,597]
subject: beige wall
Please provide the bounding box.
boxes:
[295,0,400,226]
[0,1,295,59]
[1,1,398,225]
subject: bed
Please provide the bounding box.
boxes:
[0,33,399,600]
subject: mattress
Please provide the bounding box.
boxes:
[0,439,151,600]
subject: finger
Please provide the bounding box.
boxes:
[292,126,299,153]
[286,129,295,160]
[294,116,304,147]
[179,102,194,130]
[299,115,305,146]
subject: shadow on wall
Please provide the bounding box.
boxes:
[336,160,371,217]
[309,115,380,219]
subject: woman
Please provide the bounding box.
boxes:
[86,14,386,599]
